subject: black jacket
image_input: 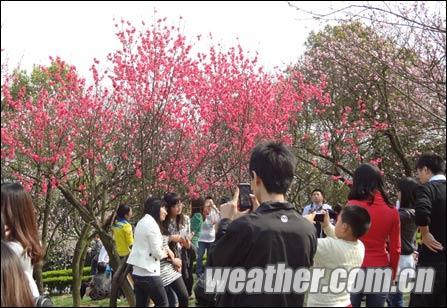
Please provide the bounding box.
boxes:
[399,208,418,255]
[414,179,446,264]
[208,201,317,307]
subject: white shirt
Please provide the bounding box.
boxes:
[429,174,446,182]
[8,241,40,297]
[302,203,332,215]
[98,245,109,264]
[306,224,365,307]
[198,208,220,243]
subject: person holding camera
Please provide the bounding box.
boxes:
[304,206,371,307]
[302,189,334,238]
[207,141,317,307]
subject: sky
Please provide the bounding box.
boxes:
[1,1,340,78]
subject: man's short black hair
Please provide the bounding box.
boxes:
[340,205,371,239]
[311,189,324,197]
[416,153,445,174]
[249,141,296,194]
[205,196,213,201]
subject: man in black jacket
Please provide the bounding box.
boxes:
[410,153,446,307]
[207,141,317,307]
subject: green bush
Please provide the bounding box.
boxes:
[43,267,92,293]
[43,275,92,292]
[42,267,91,279]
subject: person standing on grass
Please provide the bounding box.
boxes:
[347,164,401,307]
[410,154,446,307]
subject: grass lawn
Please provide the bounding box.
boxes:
[51,294,125,307]
[49,264,411,307]
[51,293,410,307]
[50,292,410,307]
[51,294,198,307]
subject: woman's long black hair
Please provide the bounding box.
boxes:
[348,163,392,207]
[103,203,131,230]
[162,192,184,234]
[398,177,419,209]
[144,197,165,225]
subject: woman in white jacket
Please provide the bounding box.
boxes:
[127,197,169,307]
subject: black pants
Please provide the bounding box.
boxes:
[165,277,189,307]
[410,262,446,307]
[91,258,98,276]
[181,247,196,296]
[80,282,88,299]
[132,275,168,307]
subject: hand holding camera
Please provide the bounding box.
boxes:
[220,184,261,221]
[304,210,331,227]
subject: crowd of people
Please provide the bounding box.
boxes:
[1,141,445,307]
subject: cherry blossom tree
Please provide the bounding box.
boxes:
[2,17,326,306]
[287,17,445,193]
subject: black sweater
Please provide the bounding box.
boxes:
[208,201,317,307]
[414,179,446,264]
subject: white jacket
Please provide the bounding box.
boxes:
[127,214,166,275]
[8,241,40,297]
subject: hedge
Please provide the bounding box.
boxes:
[42,266,91,279]
[42,267,93,293]
[43,275,92,292]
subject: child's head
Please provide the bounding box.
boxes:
[335,205,371,240]
[116,204,132,220]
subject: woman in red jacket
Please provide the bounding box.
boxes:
[348,163,401,307]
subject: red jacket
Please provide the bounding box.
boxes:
[348,191,401,279]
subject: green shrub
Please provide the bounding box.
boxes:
[42,266,92,294]
[43,275,92,292]
[42,267,91,279]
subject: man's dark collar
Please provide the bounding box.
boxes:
[255,201,294,213]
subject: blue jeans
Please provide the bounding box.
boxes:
[351,292,387,307]
[196,241,211,275]
[387,292,404,307]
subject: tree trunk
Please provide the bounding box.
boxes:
[35,183,53,294]
[72,224,92,307]
[33,262,44,295]
[384,129,412,176]
[97,230,135,307]
[58,186,135,306]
